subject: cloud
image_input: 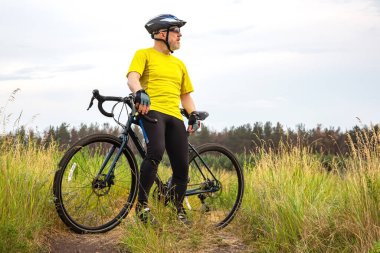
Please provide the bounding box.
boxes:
[0,64,95,81]
[370,0,380,13]
[210,26,255,36]
[251,97,288,109]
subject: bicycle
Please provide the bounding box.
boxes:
[53,90,244,234]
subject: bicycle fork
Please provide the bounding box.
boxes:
[94,134,129,189]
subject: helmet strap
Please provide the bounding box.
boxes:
[152,28,173,54]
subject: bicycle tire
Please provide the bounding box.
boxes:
[186,143,244,228]
[53,134,139,233]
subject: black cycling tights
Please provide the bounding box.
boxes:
[138,110,189,212]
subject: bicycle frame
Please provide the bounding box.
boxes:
[128,123,221,197]
[94,107,220,197]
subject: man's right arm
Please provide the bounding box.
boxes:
[127,71,150,114]
[127,71,142,94]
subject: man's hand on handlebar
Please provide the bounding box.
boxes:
[135,89,150,115]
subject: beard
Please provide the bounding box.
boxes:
[170,41,181,51]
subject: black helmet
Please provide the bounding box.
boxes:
[145,14,186,35]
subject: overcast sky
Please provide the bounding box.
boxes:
[1,0,379,134]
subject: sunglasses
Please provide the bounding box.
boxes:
[159,27,181,33]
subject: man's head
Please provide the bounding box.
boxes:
[153,26,182,51]
[145,14,186,53]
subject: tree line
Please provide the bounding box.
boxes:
[3,121,378,157]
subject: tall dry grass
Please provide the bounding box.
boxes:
[235,127,380,253]
[2,129,380,252]
[118,127,380,253]
[0,136,60,252]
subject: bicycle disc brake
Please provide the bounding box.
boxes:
[92,174,113,196]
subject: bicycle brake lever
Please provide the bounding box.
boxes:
[134,112,158,124]
[87,96,95,110]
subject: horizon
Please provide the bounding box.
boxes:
[1,87,375,136]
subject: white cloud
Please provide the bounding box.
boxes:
[251,97,288,109]
[0,64,95,81]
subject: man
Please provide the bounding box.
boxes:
[126,14,200,225]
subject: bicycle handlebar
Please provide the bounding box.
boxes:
[88,89,157,123]
[88,89,208,124]
[88,89,130,118]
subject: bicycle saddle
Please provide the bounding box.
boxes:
[180,109,209,121]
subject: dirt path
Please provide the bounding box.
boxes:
[46,228,248,253]
[47,228,125,253]
[199,231,248,253]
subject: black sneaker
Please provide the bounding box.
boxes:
[135,205,158,226]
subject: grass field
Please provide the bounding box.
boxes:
[1,128,380,252]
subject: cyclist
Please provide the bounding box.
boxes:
[126,14,200,225]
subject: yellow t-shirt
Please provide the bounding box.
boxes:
[127,48,194,120]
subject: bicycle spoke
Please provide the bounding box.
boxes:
[54,134,138,233]
[186,144,244,228]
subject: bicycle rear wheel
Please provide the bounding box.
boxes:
[53,134,138,233]
[186,143,244,228]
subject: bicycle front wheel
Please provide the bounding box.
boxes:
[53,134,139,233]
[186,143,244,228]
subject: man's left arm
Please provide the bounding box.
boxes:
[180,92,196,114]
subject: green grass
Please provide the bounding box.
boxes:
[119,206,235,253]
[0,137,61,252]
[235,132,380,252]
[1,127,380,252]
